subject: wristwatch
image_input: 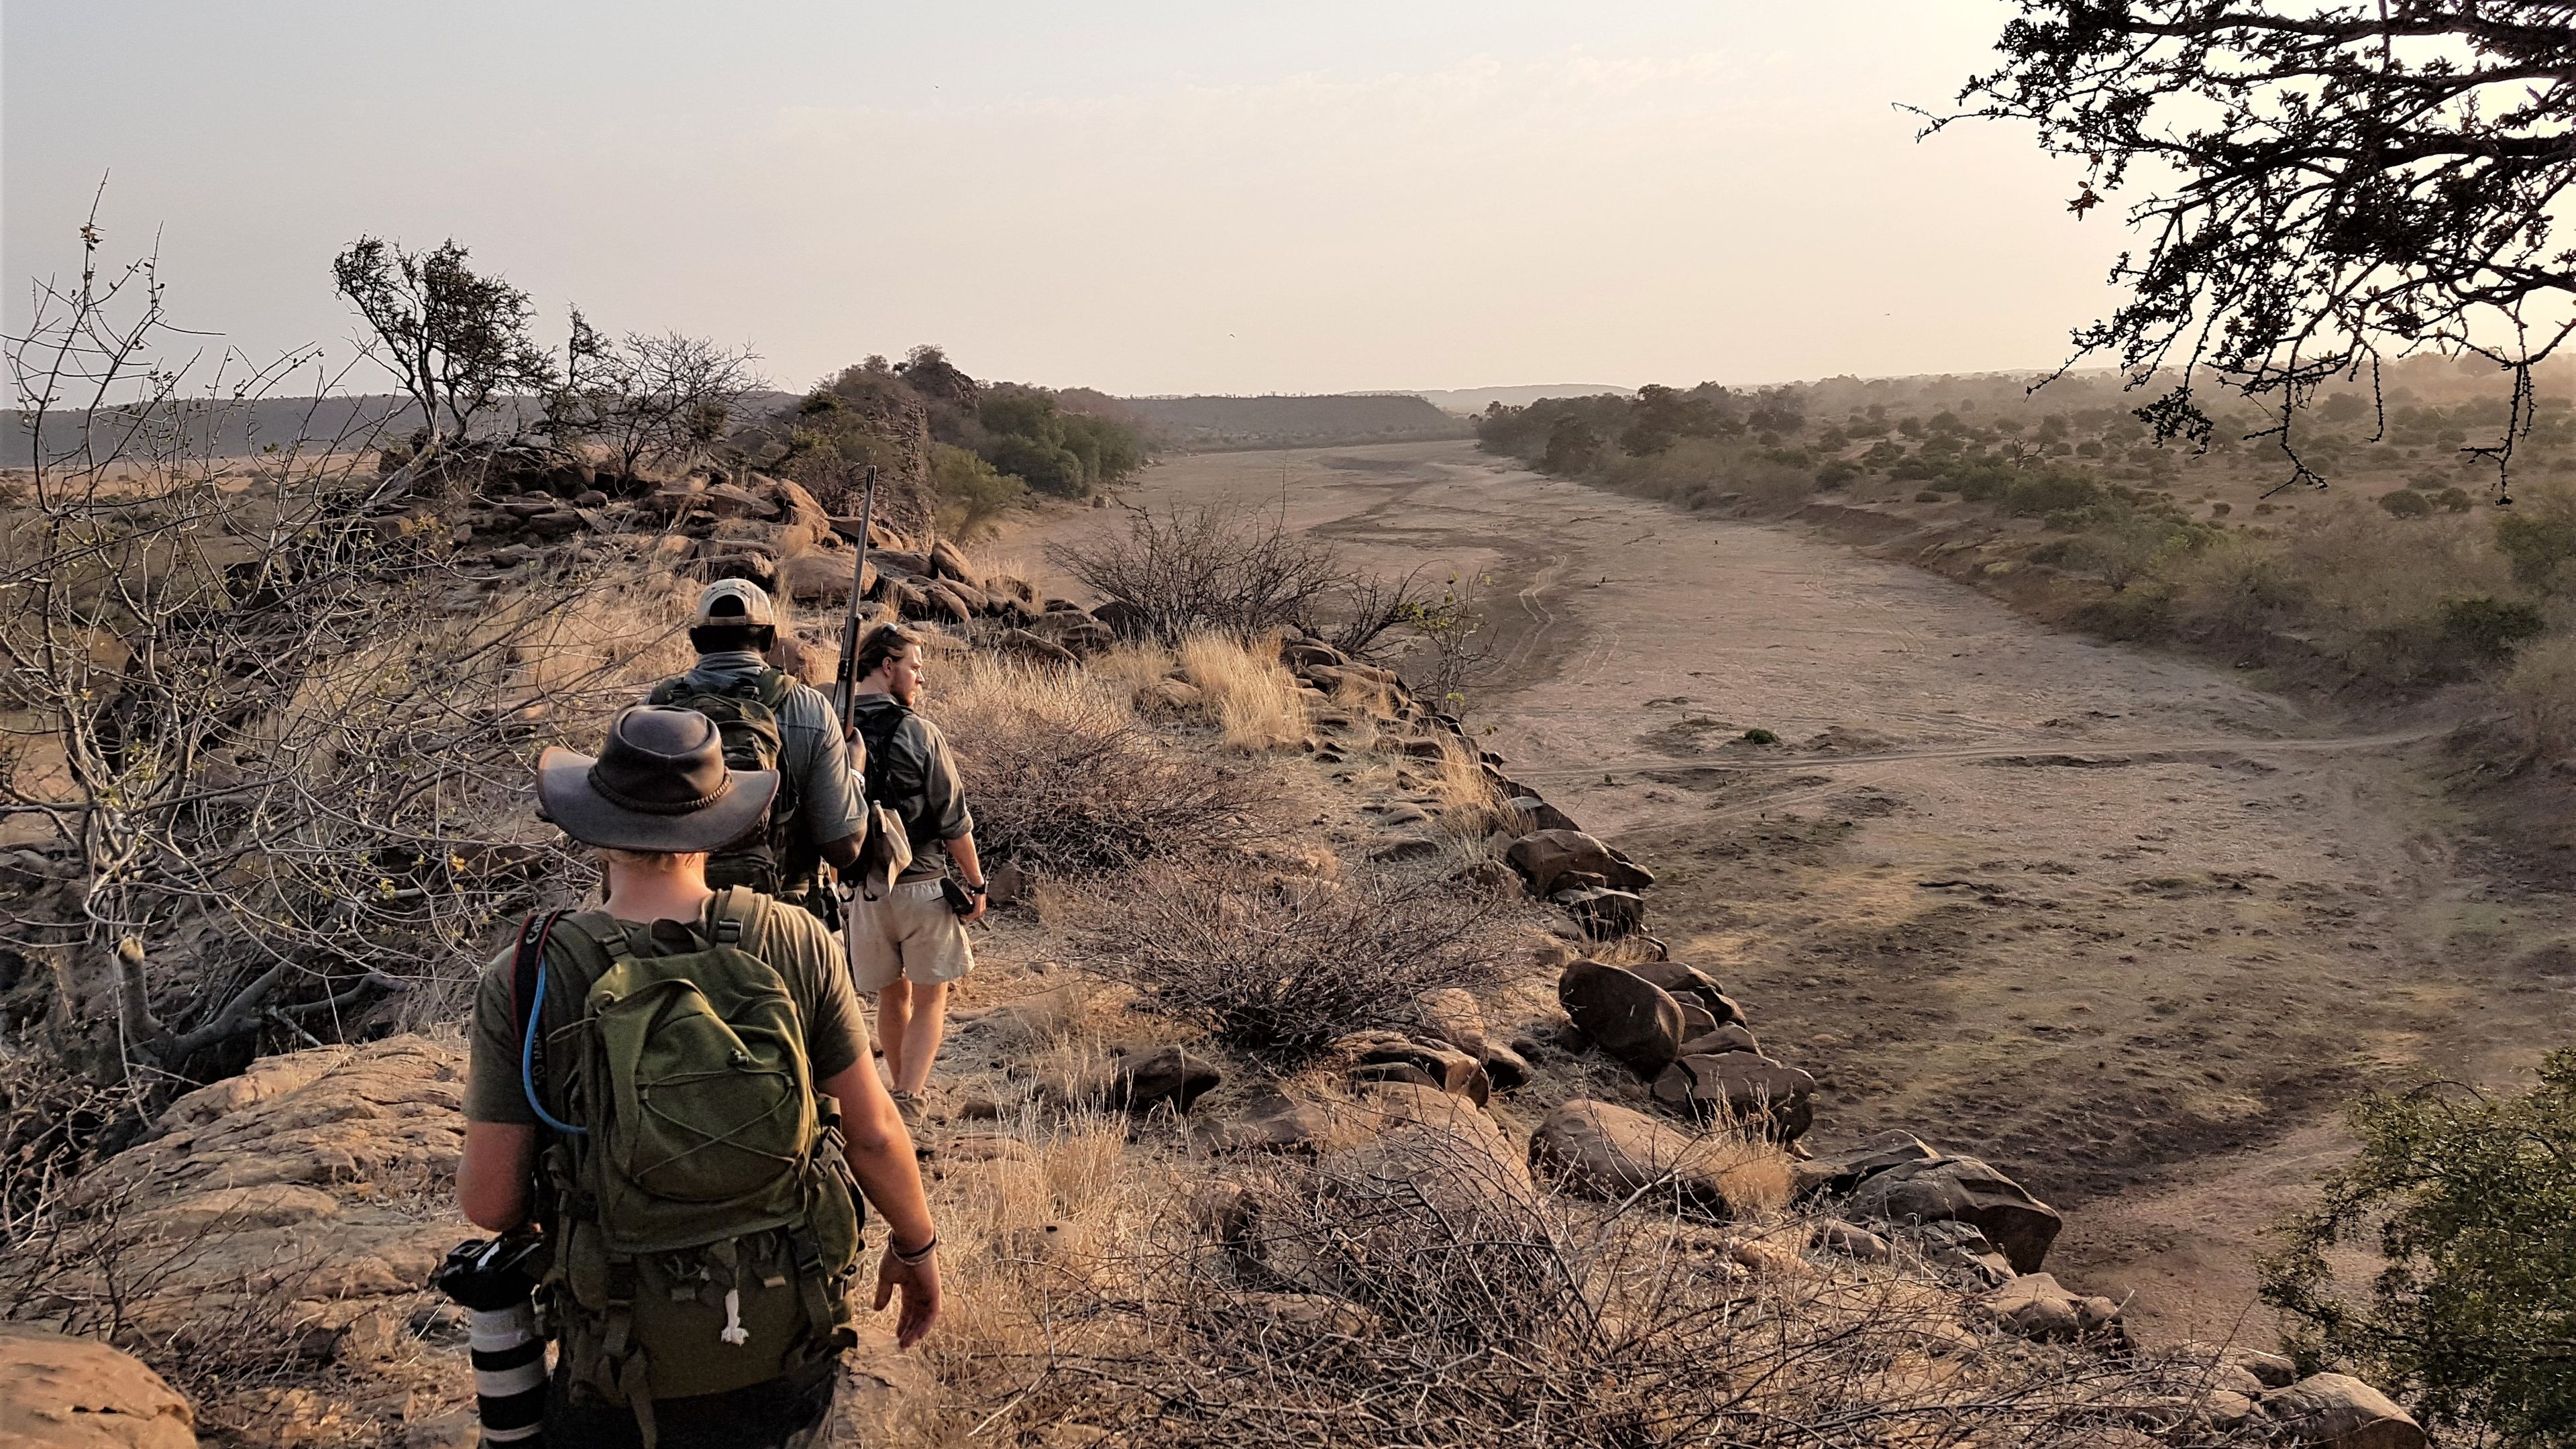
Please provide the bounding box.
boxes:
[961,881,987,896]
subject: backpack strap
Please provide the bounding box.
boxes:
[708,887,761,951]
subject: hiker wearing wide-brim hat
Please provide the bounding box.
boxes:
[456,704,942,1449]
[535,706,780,853]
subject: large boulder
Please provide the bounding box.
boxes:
[1527,1099,1782,1219]
[1651,1053,1816,1142]
[1210,1091,1368,1155]
[1556,961,1684,1077]
[1841,1155,2062,1275]
[1791,1129,1941,1200]
[1505,830,1654,897]
[1976,1272,2128,1346]
[1346,1033,1490,1106]
[0,1324,195,1448]
[1023,608,1115,656]
[1073,1045,1220,1116]
[2259,1374,2426,1449]
[775,548,872,603]
[928,538,980,588]
[1553,885,1646,940]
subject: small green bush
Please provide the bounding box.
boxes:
[1913,490,1944,503]
[1740,727,1778,745]
[2434,487,2473,513]
[2263,1051,2576,1444]
[2379,488,2434,519]
[2003,471,2102,517]
[2069,589,2173,641]
[1814,460,1858,488]
[2437,595,2546,663]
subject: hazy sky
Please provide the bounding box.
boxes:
[5,2,2120,397]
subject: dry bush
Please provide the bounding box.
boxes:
[1610,437,1818,516]
[920,1144,2271,1448]
[1049,502,1350,645]
[2503,633,2576,759]
[1059,862,1515,1062]
[1177,633,1309,751]
[928,655,1281,876]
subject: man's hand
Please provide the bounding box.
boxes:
[961,885,987,923]
[873,1244,942,1348]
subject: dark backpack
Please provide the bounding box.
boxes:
[648,667,796,892]
[847,700,916,900]
[511,897,860,1442]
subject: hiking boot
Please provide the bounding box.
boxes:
[890,1089,928,1130]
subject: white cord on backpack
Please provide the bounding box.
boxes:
[720,1287,749,1346]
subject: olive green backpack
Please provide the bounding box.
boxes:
[645,668,797,893]
[511,893,861,1444]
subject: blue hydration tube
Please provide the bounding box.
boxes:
[520,968,589,1136]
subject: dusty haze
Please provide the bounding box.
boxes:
[7,1,2110,396]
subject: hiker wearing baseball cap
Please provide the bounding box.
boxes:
[456,706,941,1449]
[644,580,864,926]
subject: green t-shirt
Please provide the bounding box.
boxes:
[464,889,869,1126]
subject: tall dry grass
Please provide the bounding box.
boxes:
[926,653,1280,875]
[1178,633,1309,751]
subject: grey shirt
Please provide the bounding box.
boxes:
[847,691,973,881]
[669,650,865,848]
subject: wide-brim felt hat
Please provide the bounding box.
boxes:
[536,706,777,852]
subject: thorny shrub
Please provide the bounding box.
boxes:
[926,1135,2278,1448]
[929,655,1279,876]
[1059,862,1517,1062]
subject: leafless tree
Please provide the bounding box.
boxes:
[1935,3,2576,497]
[547,310,762,478]
[1051,502,1354,646]
[4,216,645,1099]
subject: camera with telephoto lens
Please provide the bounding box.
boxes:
[433,1234,551,1445]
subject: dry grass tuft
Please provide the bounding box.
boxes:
[1178,633,1309,751]
[1057,861,1519,1063]
[929,653,1281,875]
[1422,735,1511,839]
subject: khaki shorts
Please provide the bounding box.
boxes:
[846,879,975,991]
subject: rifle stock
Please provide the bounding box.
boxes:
[830,465,878,730]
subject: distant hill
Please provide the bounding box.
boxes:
[1406,384,1636,415]
[1113,393,1470,451]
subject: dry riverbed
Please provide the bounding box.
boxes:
[1012,438,2576,1345]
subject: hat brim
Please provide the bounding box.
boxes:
[535,746,779,853]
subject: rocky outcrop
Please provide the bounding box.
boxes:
[1527,1099,1783,1218]
[0,1325,195,1448]
[2259,1373,2427,1448]
[1650,1051,1816,1142]
[1837,1153,2063,1275]
[51,1041,467,1354]
[1975,1272,2129,1346]
[1505,830,1654,898]
[1556,960,1684,1077]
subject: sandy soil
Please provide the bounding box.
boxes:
[1005,439,2576,1345]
